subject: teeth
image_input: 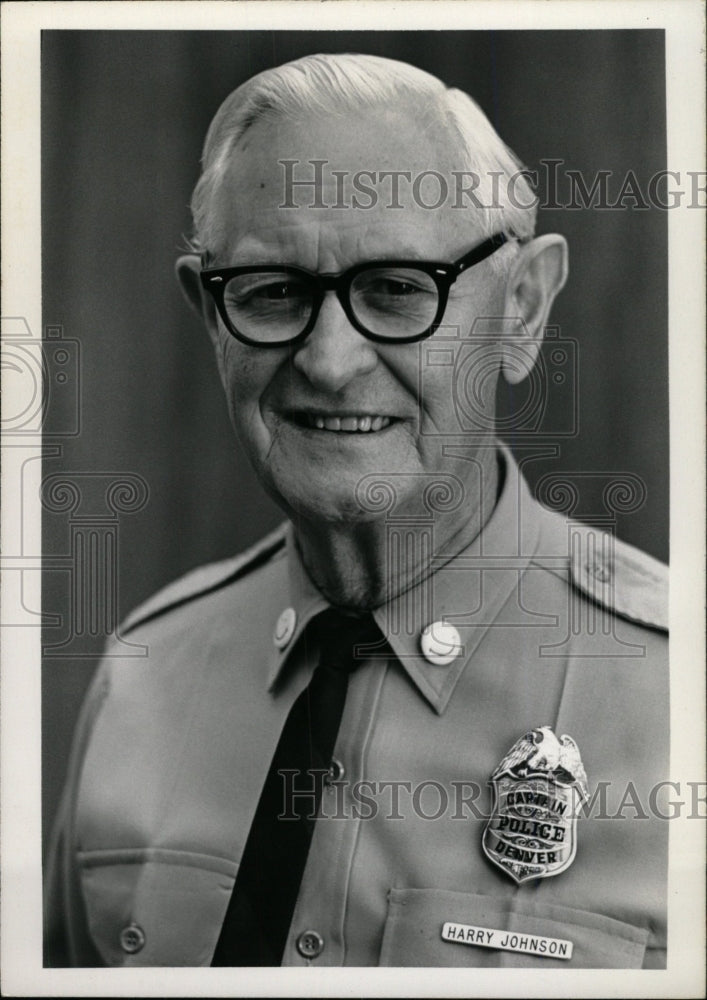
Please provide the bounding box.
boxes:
[306,414,392,432]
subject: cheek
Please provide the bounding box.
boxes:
[418,343,502,435]
[445,284,504,336]
[217,335,274,442]
[435,293,506,412]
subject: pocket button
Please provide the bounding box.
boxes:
[296,929,324,959]
[119,923,146,954]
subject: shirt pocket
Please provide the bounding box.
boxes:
[78,848,237,966]
[379,888,649,968]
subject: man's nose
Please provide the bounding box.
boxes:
[291,292,378,392]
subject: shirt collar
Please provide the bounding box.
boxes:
[267,443,543,713]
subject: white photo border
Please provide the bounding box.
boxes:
[1,1,705,996]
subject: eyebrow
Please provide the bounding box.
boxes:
[225,246,448,268]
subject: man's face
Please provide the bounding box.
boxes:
[203,108,509,523]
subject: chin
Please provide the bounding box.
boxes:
[262,473,387,526]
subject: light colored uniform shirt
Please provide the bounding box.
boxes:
[44,445,668,968]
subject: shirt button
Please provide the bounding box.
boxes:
[325,758,345,784]
[119,923,145,954]
[296,929,324,959]
[273,607,297,648]
[420,621,462,665]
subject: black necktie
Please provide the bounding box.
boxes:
[211,608,379,966]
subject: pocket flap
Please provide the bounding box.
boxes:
[380,888,648,968]
[79,849,236,966]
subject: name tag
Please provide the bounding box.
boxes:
[441,921,573,960]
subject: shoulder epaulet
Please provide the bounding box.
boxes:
[568,521,668,632]
[120,522,288,635]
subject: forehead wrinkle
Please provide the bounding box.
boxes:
[223,208,481,270]
[227,216,345,268]
[210,114,492,269]
[209,108,473,253]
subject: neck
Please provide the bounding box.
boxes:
[293,452,500,610]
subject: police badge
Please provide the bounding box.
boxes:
[483,726,589,884]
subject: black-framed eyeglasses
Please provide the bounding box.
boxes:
[200,232,508,348]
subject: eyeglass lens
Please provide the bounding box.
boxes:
[222,267,440,343]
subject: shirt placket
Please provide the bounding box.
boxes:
[281,653,389,966]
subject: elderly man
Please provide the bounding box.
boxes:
[45,53,668,969]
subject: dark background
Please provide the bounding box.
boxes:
[41,30,668,852]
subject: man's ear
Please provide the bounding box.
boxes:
[175,254,219,341]
[501,235,568,384]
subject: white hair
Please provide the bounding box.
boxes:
[189,53,537,266]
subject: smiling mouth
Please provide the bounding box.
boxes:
[291,413,395,433]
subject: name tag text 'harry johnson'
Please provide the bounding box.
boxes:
[441,922,573,960]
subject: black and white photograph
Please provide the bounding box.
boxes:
[1,1,705,995]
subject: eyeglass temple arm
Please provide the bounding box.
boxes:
[454,232,510,276]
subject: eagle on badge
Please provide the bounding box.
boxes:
[492,726,589,802]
